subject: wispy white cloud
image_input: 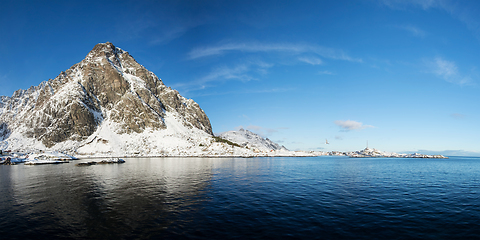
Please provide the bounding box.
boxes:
[298,56,323,65]
[149,20,204,45]
[398,25,427,38]
[187,42,362,62]
[427,57,472,85]
[181,87,296,98]
[183,42,358,92]
[432,57,457,77]
[447,5,480,42]
[119,10,207,46]
[200,64,255,83]
[172,61,274,93]
[334,120,374,131]
[380,0,480,42]
[318,70,334,75]
[379,0,440,10]
[182,42,359,93]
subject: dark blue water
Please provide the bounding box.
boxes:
[1,156,480,239]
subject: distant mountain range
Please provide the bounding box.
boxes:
[0,43,295,157]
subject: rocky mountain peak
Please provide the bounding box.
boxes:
[0,42,213,151]
[87,42,122,58]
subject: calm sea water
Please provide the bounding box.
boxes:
[1,156,480,239]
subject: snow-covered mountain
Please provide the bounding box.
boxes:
[218,128,288,152]
[0,42,218,155]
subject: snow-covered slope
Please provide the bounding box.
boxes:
[218,128,288,152]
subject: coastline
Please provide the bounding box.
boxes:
[1,147,450,165]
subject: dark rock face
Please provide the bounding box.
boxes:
[0,42,213,148]
[0,123,9,141]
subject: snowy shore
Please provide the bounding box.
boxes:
[1,149,448,165]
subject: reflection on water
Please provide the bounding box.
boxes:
[1,158,215,239]
[1,157,480,239]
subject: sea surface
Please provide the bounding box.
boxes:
[1,156,480,239]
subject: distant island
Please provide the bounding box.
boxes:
[314,147,448,159]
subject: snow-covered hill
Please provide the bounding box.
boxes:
[218,128,288,152]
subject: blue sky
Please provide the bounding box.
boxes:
[1,0,479,155]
